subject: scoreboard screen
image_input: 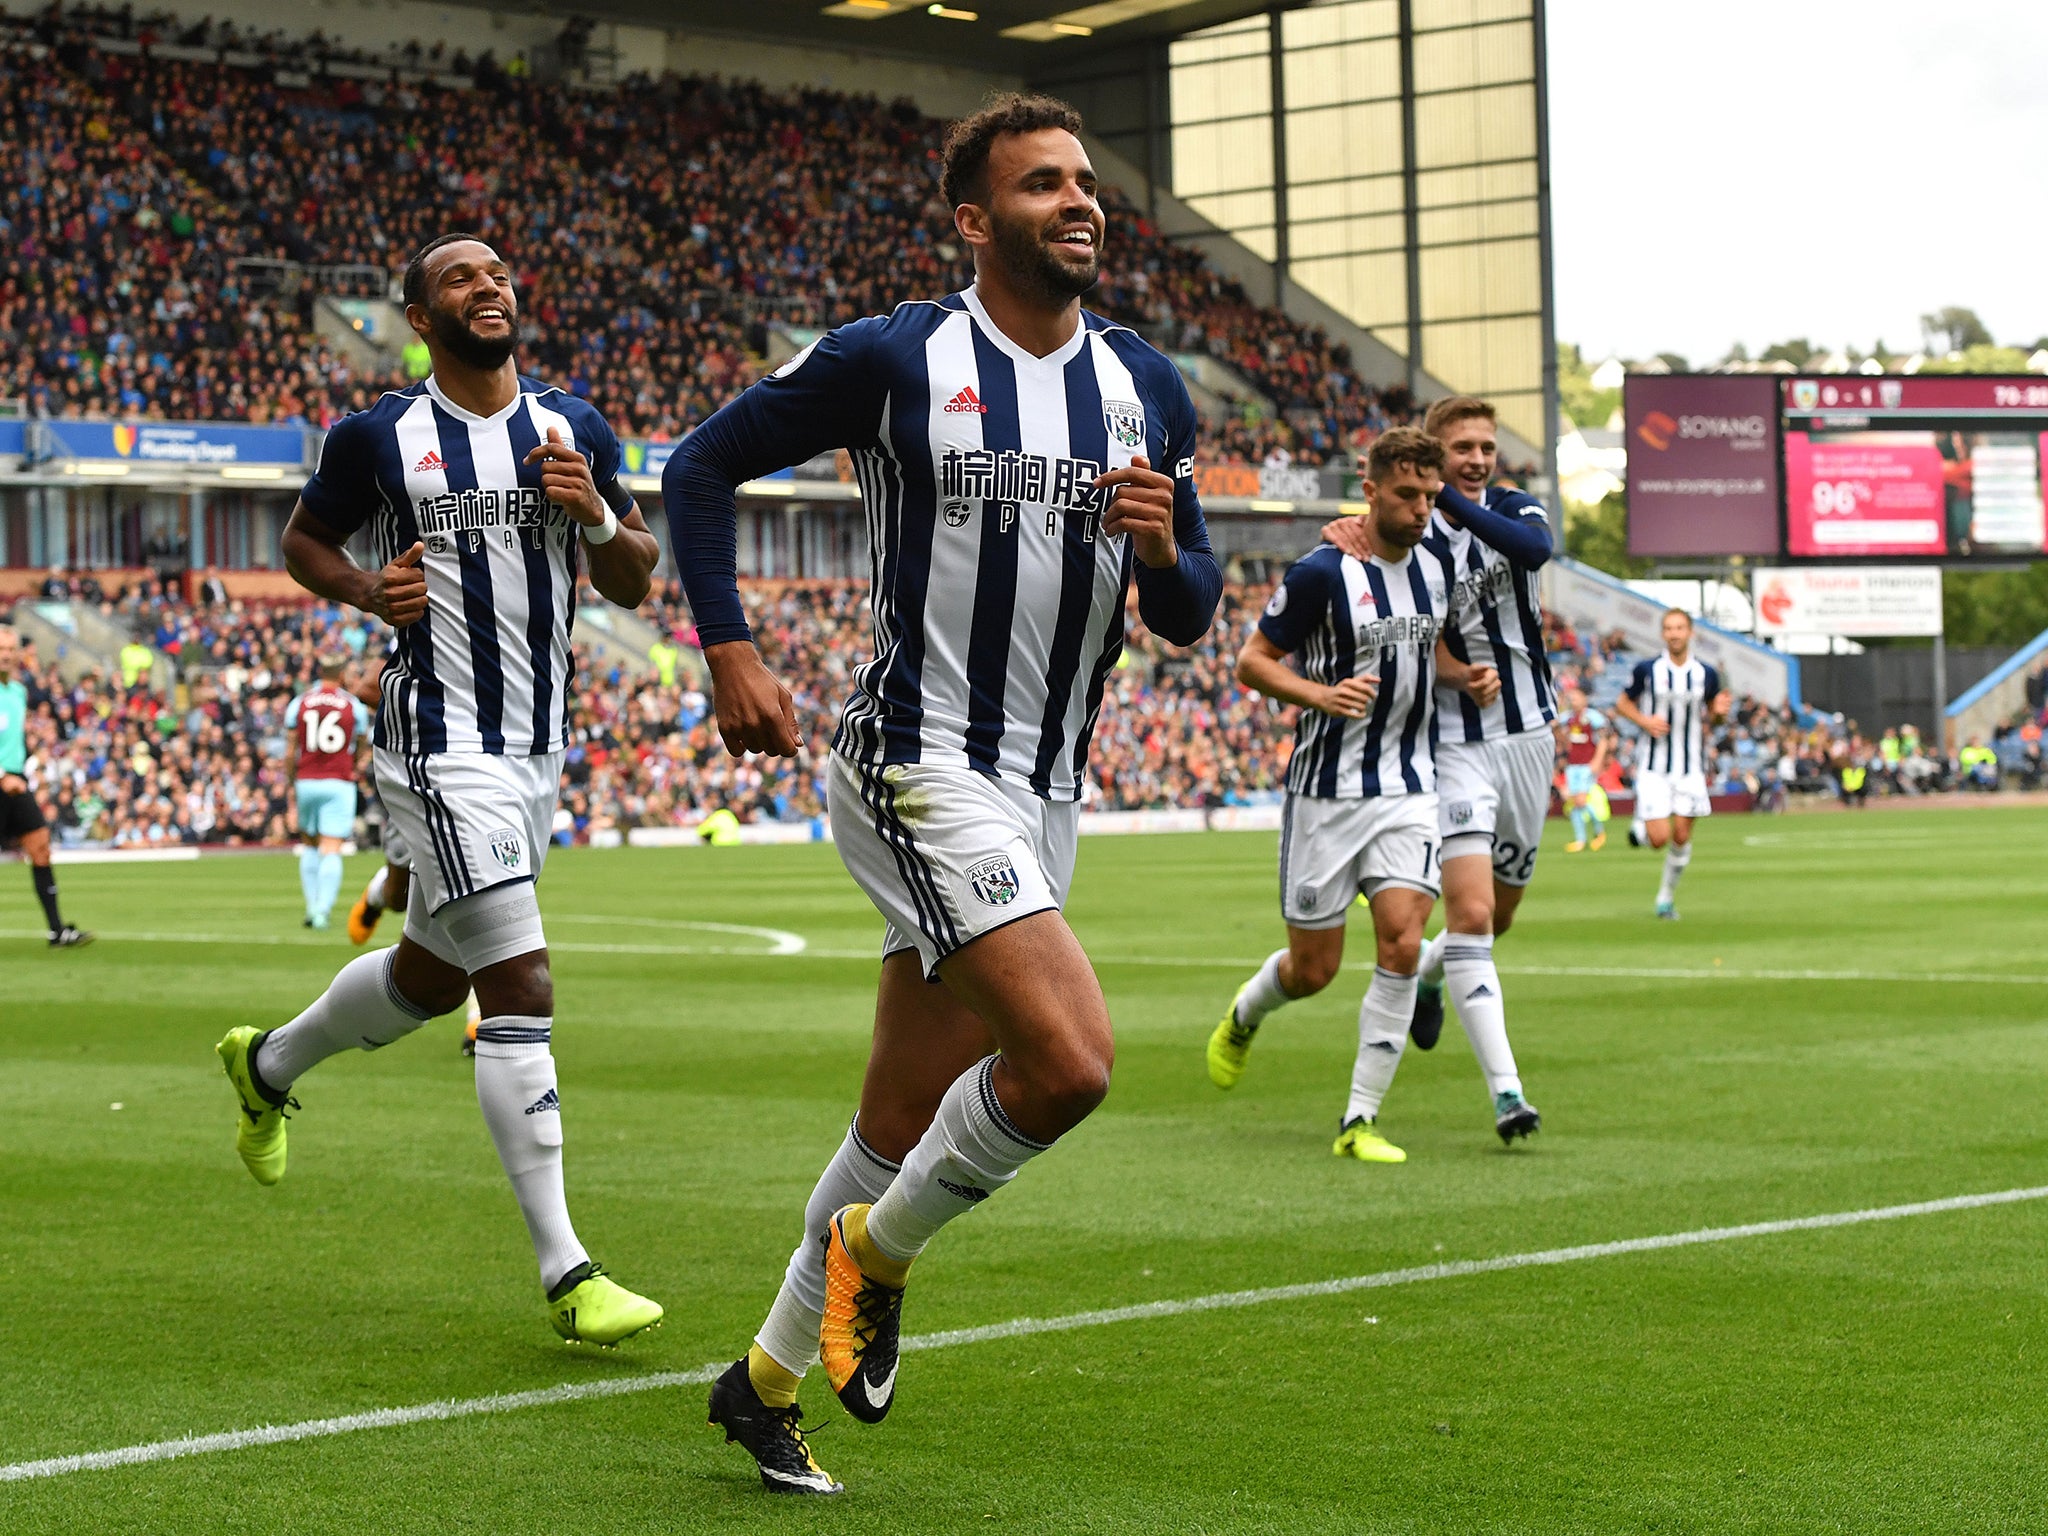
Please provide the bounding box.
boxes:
[1782,375,2048,559]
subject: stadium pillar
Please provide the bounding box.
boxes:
[1396,0,1423,397]
[1267,7,1289,311]
[1533,0,1562,537]
[1933,632,1948,751]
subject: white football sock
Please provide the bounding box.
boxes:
[1232,949,1292,1027]
[864,1055,1050,1264]
[755,1119,901,1377]
[1418,930,1449,984]
[253,948,432,1093]
[1442,932,1520,1099]
[1346,966,1415,1123]
[364,864,389,913]
[473,1020,588,1293]
[1657,841,1693,905]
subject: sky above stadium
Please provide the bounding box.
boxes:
[1547,0,2048,365]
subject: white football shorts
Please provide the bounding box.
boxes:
[373,747,560,920]
[1635,768,1711,822]
[1434,729,1557,888]
[1279,790,1440,929]
[827,751,1079,979]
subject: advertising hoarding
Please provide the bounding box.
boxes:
[1781,376,2048,558]
[37,420,310,466]
[1623,375,1781,556]
[1751,567,1943,637]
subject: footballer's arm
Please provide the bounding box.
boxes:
[281,506,430,628]
[523,427,658,609]
[1235,630,1377,720]
[1434,639,1501,708]
[1433,484,1553,567]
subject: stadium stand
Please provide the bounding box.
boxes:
[0,4,1408,463]
[11,572,1875,851]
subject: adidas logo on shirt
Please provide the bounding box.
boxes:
[943,385,987,414]
[414,449,447,474]
[524,1087,561,1116]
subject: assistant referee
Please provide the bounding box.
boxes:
[0,626,92,947]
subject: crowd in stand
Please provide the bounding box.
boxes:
[13,569,1911,852]
[0,2,1407,465]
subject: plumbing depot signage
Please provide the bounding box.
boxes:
[1751,566,1944,638]
[37,420,311,465]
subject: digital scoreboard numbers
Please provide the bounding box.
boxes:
[1782,376,2048,559]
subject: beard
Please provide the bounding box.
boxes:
[427,301,520,370]
[990,210,1100,305]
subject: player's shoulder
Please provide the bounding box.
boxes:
[1486,483,1549,519]
[1285,542,1349,590]
[1086,314,1192,398]
[519,378,614,431]
[320,383,426,446]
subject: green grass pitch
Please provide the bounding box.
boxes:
[5,806,2048,1533]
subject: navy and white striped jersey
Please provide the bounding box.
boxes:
[665,288,1221,802]
[1423,486,1556,744]
[298,375,636,757]
[1258,543,1452,799]
[1625,654,1723,775]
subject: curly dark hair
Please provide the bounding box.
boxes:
[402,232,491,309]
[939,93,1085,209]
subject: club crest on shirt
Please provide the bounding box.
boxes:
[943,498,972,528]
[1447,800,1474,826]
[965,854,1020,907]
[1102,399,1145,451]
[487,828,525,871]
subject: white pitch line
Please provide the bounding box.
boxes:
[4,1183,2043,1485]
[7,928,2048,989]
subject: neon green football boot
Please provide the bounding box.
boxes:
[1206,1001,1259,1089]
[547,1262,664,1346]
[216,1025,293,1186]
[1333,1116,1407,1164]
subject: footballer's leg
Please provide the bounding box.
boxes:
[349,859,408,946]
[821,912,1111,1424]
[219,933,453,1185]
[1336,882,1433,1164]
[1655,814,1694,919]
[714,956,990,1493]
[1210,793,1352,1087]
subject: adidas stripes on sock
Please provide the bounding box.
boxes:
[754,1118,901,1382]
[1233,949,1293,1028]
[864,1056,1050,1264]
[1657,841,1693,905]
[253,947,433,1092]
[473,1018,588,1293]
[1442,931,1520,1099]
[1346,967,1416,1123]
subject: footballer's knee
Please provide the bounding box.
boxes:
[474,950,554,1019]
[390,939,471,1017]
[1375,931,1423,974]
[1014,1040,1112,1133]
[1444,889,1492,936]
[1282,932,1344,996]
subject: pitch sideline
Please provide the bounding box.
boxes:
[4,1183,2043,1485]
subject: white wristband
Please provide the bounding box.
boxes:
[582,505,620,545]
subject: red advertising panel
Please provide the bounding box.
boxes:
[1782,375,2048,557]
[1624,375,1781,556]
[1783,432,1946,557]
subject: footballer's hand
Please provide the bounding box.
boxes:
[1463,665,1501,708]
[525,426,608,526]
[1319,515,1372,560]
[1641,715,1671,738]
[1711,689,1733,719]
[1319,675,1379,719]
[367,542,429,628]
[706,640,802,758]
[1096,455,1178,568]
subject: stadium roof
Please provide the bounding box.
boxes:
[545,0,1284,73]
